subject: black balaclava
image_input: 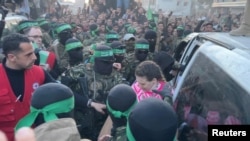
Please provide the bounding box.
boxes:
[107,84,137,136]
[94,45,114,75]
[110,41,125,63]
[56,23,73,45]
[153,51,175,81]
[135,39,149,62]
[127,98,178,141]
[144,30,157,53]
[65,38,83,66]
[31,83,74,127]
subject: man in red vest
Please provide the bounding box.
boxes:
[0,33,55,141]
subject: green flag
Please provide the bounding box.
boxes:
[147,6,153,21]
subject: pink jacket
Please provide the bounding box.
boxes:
[132,81,165,102]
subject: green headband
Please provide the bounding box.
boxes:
[177,26,184,30]
[135,44,149,49]
[126,122,136,141]
[39,51,49,65]
[39,20,49,26]
[65,42,83,51]
[18,22,38,31]
[94,50,113,57]
[106,100,137,118]
[15,96,74,131]
[56,24,72,34]
[113,48,125,54]
[105,34,119,39]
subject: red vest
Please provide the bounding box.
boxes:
[0,64,45,141]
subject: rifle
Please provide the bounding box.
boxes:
[77,76,102,141]
[77,76,90,98]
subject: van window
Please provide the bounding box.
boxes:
[174,53,250,133]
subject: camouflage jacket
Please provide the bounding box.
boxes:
[109,126,127,141]
[51,39,69,73]
[62,63,123,103]
[42,32,53,48]
[82,33,105,47]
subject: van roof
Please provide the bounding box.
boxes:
[183,32,250,60]
[199,32,250,50]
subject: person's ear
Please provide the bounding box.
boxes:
[152,78,157,84]
[7,53,17,61]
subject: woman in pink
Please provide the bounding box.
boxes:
[131,61,172,103]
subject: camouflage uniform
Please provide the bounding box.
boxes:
[50,23,73,73]
[51,39,69,73]
[42,32,53,49]
[62,63,123,140]
[80,33,102,46]
[109,126,127,141]
[83,67,123,103]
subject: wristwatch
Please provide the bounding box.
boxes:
[87,99,93,108]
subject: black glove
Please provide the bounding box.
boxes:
[152,83,173,105]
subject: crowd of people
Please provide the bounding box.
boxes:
[0,0,250,140]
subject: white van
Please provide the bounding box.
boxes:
[171,32,250,135]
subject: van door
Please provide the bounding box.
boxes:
[172,35,201,89]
